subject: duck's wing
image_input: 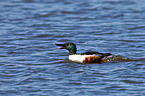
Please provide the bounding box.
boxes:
[81,51,112,57]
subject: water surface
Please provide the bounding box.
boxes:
[0,0,145,96]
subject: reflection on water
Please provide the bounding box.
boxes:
[0,0,145,96]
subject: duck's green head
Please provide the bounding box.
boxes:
[55,42,77,55]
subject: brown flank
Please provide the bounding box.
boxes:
[83,56,101,63]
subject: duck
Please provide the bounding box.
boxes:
[55,42,115,63]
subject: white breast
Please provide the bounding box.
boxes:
[69,55,95,63]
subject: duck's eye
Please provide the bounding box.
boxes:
[66,44,70,46]
[66,43,71,46]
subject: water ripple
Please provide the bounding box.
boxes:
[0,0,145,96]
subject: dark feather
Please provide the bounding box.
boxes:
[81,51,112,59]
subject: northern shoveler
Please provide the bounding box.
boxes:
[55,42,118,63]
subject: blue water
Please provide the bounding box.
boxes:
[0,0,145,96]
